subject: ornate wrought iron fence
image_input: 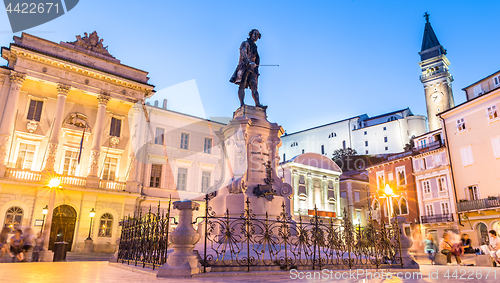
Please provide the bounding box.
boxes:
[117,199,172,270]
[116,194,403,272]
[200,194,403,272]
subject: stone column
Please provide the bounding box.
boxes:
[0,71,26,176]
[292,171,299,215]
[44,84,71,171]
[88,93,110,177]
[306,173,313,209]
[322,176,328,212]
[157,200,201,277]
[391,216,419,269]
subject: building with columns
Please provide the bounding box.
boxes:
[279,153,343,223]
[0,32,166,254]
[418,14,455,132]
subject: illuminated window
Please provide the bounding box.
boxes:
[4,206,23,229]
[15,143,36,170]
[102,157,118,181]
[62,150,78,175]
[487,105,498,121]
[98,213,113,237]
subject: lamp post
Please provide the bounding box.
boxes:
[87,208,96,241]
[42,178,60,253]
[40,205,48,234]
[382,184,398,224]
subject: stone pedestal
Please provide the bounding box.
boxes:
[83,239,94,253]
[86,176,100,188]
[391,216,420,269]
[209,105,293,219]
[41,251,54,262]
[157,200,201,277]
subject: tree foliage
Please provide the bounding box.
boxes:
[332,147,357,161]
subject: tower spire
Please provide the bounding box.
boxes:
[418,13,455,132]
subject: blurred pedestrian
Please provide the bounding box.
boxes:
[10,229,25,262]
[31,232,44,262]
[423,234,437,265]
[440,232,462,265]
[0,227,9,262]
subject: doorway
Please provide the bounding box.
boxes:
[49,205,77,251]
[476,222,489,246]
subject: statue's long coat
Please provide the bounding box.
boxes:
[229,39,260,89]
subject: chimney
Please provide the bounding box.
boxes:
[154,100,159,107]
[162,99,168,109]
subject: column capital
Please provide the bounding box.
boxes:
[97,92,110,105]
[57,83,71,96]
[9,71,26,87]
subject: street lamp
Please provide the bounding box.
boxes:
[87,208,96,240]
[40,205,48,233]
[381,184,398,223]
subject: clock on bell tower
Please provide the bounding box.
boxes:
[418,13,455,132]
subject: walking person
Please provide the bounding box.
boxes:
[0,227,9,263]
[440,232,462,266]
[10,229,25,262]
[423,234,437,265]
[22,228,35,261]
[31,232,44,262]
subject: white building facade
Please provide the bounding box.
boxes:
[281,108,426,161]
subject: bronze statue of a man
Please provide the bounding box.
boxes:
[230,29,264,107]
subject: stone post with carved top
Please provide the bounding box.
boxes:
[0,71,26,176]
[44,84,71,171]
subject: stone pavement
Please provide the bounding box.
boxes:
[0,261,500,283]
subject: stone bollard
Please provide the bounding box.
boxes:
[157,200,201,277]
[391,216,420,269]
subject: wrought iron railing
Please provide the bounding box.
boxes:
[458,197,500,212]
[420,214,453,224]
[199,194,402,272]
[116,194,403,272]
[117,199,172,270]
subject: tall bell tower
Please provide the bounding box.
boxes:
[418,13,455,132]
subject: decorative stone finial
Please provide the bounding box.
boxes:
[67,31,114,58]
[424,12,430,23]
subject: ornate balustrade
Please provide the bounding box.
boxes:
[420,214,453,224]
[99,180,126,191]
[4,168,42,181]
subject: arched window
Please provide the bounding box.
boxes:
[400,198,409,215]
[4,206,23,229]
[98,213,113,237]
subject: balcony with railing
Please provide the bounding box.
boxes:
[419,68,450,80]
[457,197,500,212]
[3,168,129,192]
[416,140,444,153]
[421,213,454,224]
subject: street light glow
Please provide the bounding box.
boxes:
[89,208,96,218]
[384,184,394,196]
[42,205,48,215]
[48,178,60,188]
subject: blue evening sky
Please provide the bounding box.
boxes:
[1,1,499,133]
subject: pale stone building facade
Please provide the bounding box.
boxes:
[339,170,370,226]
[0,33,223,254]
[281,108,426,161]
[412,129,458,242]
[439,69,500,246]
